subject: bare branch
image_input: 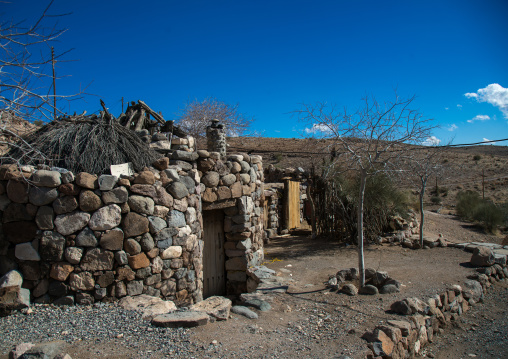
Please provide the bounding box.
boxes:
[175,97,254,139]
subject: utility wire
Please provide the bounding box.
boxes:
[230,137,508,156]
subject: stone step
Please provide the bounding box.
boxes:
[151,311,209,328]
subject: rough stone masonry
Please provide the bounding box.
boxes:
[0,129,265,307]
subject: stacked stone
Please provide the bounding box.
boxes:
[147,132,196,154]
[197,150,265,294]
[263,188,280,239]
[264,165,306,183]
[364,247,508,359]
[0,155,203,307]
[205,121,227,157]
[375,212,420,245]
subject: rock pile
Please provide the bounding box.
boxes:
[327,268,401,296]
[363,246,508,358]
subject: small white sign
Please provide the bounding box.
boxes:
[110,162,134,177]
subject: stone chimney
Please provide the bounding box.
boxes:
[206,119,226,156]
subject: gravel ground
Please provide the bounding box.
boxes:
[0,303,200,359]
[424,280,508,359]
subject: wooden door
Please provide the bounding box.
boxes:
[202,210,226,298]
[263,198,269,229]
[284,180,301,230]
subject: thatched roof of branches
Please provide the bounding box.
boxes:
[4,100,169,175]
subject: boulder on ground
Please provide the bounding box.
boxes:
[231,305,258,319]
[470,247,495,267]
[341,283,358,296]
[119,294,177,321]
[0,286,30,311]
[190,296,232,321]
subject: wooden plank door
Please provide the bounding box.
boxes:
[202,210,226,298]
[284,180,301,230]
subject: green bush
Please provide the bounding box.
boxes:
[474,201,505,232]
[312,173,410,243]
[430,196,442,204]
[473,155,481,161]
[456,191,481,220]
[456,191,506,232]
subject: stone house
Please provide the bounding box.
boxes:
[0,120,265,306]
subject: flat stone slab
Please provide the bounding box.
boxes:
[493,248,508,256]
[151,311,209,328]
[256,282,288,294]
[471,242,502,248]
[448,243,469,249]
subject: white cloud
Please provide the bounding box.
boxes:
[445,107,449,110]
[274,130,280,133]
[447,124,458,131]
[457,104,463,108]
[464,83,508,118]
[304,123,333,134]
[483,138,491,142]
[422,136,441,146]
[467,114,490,123]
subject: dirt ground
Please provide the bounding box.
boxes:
[2,214,507,359]
[186,211,507,358]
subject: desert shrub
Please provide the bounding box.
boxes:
[474,201,505,232]
[473,155,482,161]
[312,173,409,243]
[274,152,283,163]
[431,185,448,197]
[456,191,506,232]
[430,196,442,204]
[456,191,481,220]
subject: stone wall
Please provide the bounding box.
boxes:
[197,150,265,294]
[0,157,204,306]
[263,185,282,240]
[364,247,508,358]
[0,141,266,306]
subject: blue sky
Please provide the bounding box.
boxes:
[3,0,508,144]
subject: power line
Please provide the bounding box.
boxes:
[230,137,508,156]
[441,138,508,147]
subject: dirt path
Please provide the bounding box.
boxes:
[422,210,503,245]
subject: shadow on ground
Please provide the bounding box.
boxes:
[264,233,379,261]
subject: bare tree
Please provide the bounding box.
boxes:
[403,146,446,248]
[297,93,435,287]
[175,97,254,139]
[0,0,82,124]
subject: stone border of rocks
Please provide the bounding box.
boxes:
[327,267,402,296]
[362,246,508,359]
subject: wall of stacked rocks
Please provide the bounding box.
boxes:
[0,135,266,306]
[363,247,508,359]
[0,156,205,306]
[263,185,282,240]
[197,150,265,294]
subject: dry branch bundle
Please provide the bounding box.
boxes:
[4,113,161,175]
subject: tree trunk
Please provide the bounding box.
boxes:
[307,184,317,239]
[357,170,367,287]
[419,179,426,248]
